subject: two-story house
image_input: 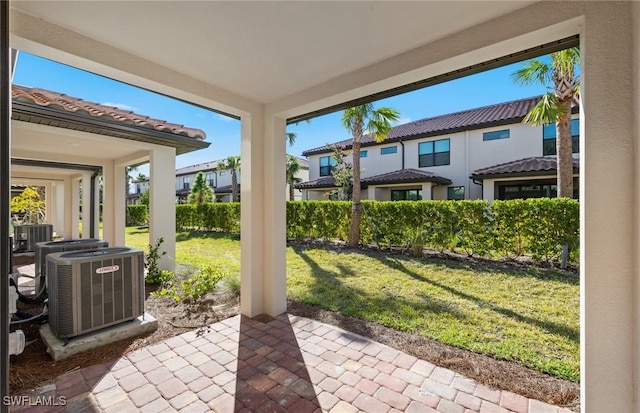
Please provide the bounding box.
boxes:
[297,96,579,201]
[129,156,309,203]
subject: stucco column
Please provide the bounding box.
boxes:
[240,110,287,317]
[54,182,64,237]
[113,164,126,246]
[149,147,176,271]
[101,161,115,246]
[483,180,495,201]
[43,182,53,226]
[81,173,91,238]
[367,186,376,200]
[580,3,635,412]
[70,177,80,239]
[62,177,73,239]
[421,182,432,200]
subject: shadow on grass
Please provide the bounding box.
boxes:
[176,230,240,242]
[372,253,579,344]
[289,244,467,339]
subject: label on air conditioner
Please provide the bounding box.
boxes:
[96,265,119,274]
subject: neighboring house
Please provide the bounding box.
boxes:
[129,156,310,203]
[297,96,579,201]
[10,84,208,253]
[127,178,150,205]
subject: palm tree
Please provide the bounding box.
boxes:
[512,47,580,198]
[221,156,241,202]
[342,104,399,247]
[286,156,303,201]
[188,171,214,204]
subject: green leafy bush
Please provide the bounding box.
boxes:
[180,266,226,302]
[176,203,240,232]
[145,238,167,284]
[126,205,148,226]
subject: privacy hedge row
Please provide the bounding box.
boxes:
[126,204,148,226]
[286,199,579,262]
[175,203,241,233]
[132,198,579,262]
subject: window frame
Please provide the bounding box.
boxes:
[380,146,398,155]
[319,155,337,177]
[390,189,422,201]
[447,186,465,200]
[483,129,510,141]
[360,150,368,158]
[182,176,192,190]
[418,138,450,167]
[542,118,580,155]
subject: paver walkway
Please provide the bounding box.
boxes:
[10,314,572,413]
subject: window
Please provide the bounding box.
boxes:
[206,173,215,188]
[360,150,368,158]
[498,178,579,200]
[419,139,450,167]
[182,176,191,190]
[543,119,579,155]
[483,129,510,141]
[391,189,422,201]
[380,146,397,155]
[319,156,337,177]
[219,171,226,176]
[447,186,465,200]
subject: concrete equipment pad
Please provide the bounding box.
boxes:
[39,312,158,361]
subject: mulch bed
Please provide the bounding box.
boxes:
[8,251,579,411]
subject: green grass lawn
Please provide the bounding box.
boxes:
[126,226,579,382]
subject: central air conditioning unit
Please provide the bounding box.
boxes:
[34,239,109,294]
[14,224,53,252]
[47,247,145,339]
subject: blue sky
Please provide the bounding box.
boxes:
[13,52,549,175]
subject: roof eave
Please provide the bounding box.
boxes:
[12,101,210,156]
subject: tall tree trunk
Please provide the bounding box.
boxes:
[289,182,295,201]
[556,98,574,198]
[348,140,361,247]
[232,171,238,202]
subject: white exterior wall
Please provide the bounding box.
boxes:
[305,119,580,201]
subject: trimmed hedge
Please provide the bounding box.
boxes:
[176,203,241,233]
[126,204,148,226]
[135,198,579,263]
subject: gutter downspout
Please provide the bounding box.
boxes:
[1,1,11,407]
[89,169,100,239]
[399,140,405,170]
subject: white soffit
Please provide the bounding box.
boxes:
[10,1,535,104]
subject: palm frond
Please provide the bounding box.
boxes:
[286,132,297,146]
[522,93,567,126]
[367,107,400,143]
[552,47,580,78]
[511,58,552,86]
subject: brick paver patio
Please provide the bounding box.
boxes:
[10,314,573,412]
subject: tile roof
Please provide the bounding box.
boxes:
[295,176,337,190]
[12,84,206,140]
[295,168,451,189]
[470,156,580,181]
[302,96,548,156]
[362,168,451,186]
[175,156,308,176]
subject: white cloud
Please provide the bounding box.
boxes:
[100,102,137,112]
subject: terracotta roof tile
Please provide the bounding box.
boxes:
[470,156,579,181]
[302,96,547,156]
[362,168,451,186]
[12,84,206,140]
[295,168,451,190]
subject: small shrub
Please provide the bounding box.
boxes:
[126,205,148,226]
[217,273,241,298]
[181,266,226,302]
[145,238,167,284]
